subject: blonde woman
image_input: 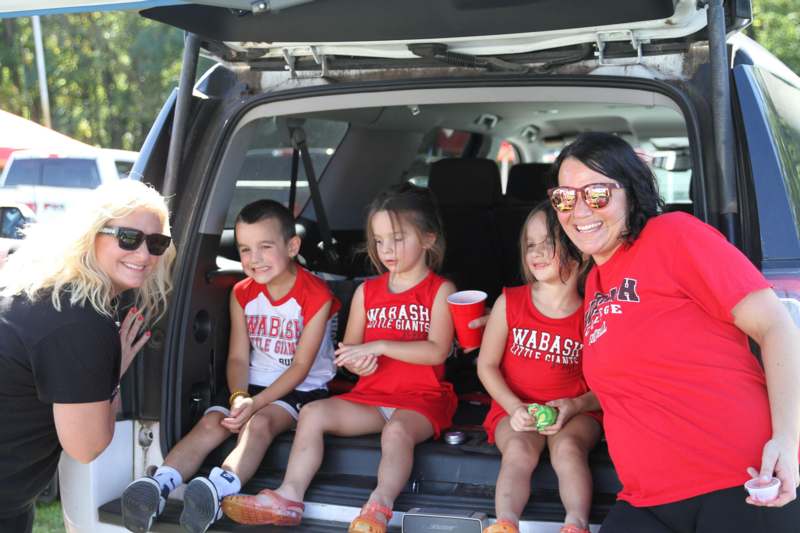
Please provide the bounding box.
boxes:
[0,180,175,533]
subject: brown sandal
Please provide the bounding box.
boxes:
[483,519,520,533]
[348,501,393,533]
[221,488,304,526]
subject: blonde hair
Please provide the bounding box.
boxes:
[0,180,176,324]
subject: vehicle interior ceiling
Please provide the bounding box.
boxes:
[187,95,690,501]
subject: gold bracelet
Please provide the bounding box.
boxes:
[228,390,250,406]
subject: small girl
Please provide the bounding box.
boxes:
[222,183,457,533]
[478,201,602,533]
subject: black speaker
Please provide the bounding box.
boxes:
[401,508,488,533]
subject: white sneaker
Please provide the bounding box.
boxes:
[121,477,166,532]
[180,477,223,533]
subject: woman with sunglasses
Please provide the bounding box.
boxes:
[548,132,800,533]
[0,179,175,532]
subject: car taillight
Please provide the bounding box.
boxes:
[767,276,800,327]
[24,202,36,213]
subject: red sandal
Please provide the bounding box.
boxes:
[483,519,519,533]
[221,488,304,526]
[348,501,393,533]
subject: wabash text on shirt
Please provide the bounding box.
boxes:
[584,277,640,345]
[367,303,430,334]
[509,327,583,365]
[247,314,300,364]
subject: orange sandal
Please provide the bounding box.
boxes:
[559,525,590,533]
[221,488,304,526]
[348,501,393,533]
[483,519,520,533]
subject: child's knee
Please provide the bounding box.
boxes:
[502,436,541,466]
[295,401,330,432]
[549,436,586,466]
[246,412,280,440]
[380,420,415,448]
[197,412,226,435]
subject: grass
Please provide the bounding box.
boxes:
[33,501,66,533]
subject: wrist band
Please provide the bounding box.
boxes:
[229,390,250,406]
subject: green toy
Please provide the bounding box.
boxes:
[527,403,558,430]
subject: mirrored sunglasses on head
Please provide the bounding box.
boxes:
[547,182,624,212]
[98,226,171,256]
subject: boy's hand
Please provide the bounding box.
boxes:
[221,396,254,433]
[334,342,381,367]
[509,405,537,432]
[538,398,577,435]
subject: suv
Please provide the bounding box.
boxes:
[0,148,138,224]
[6,1,800,531]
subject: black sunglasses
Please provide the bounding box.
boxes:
[98,226,171,256]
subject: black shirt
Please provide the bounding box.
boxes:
[0,290,120,516]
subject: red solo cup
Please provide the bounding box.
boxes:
[447,290,488,350]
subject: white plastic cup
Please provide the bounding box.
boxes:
[744,477,781,502]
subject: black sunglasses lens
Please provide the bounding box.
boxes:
[116,228,145,250]
[145,234,171,256]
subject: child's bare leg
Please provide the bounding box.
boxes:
[163,411,231,479]
[494,417,547,524]
[547,415,602,529]
[277,398,385,502]
[222,405,295,484]
[367,409,434,512]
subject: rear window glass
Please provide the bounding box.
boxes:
[41,159,101,188]
[406,128,479,187]
[4,159,42,186]
[224,118,348,227]
[115,160,135,179]
[754,68,800,234]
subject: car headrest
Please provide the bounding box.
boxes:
[428,158,502,208]
[506,163,553,203]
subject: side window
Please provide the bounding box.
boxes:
[753,68,800,232]
[646,140,692,205]
[115,160,135,179]
[224,118,348,227]
[4,160,42,186]
[41,159,101,188]
[406,128,477,187]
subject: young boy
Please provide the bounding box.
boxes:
[121,199,339,533]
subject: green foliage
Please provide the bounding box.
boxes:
[0,12,183,150]
[33,501,66,533]
[749,0,800,76]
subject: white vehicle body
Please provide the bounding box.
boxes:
[0,148,138,224]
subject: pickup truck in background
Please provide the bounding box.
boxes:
[0,148,138,224]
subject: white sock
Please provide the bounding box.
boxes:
[153,465,182,496]
[208,467,241,498]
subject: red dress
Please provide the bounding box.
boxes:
[337,271,457,437]
[483,284,601,443]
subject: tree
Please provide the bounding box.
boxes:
[0,12,184,150]
[749,0,800,76]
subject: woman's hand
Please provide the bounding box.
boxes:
[509,405,537,432]
[746,436,799,507]
[537,397,579,435]
[119,307,150,378]
[221,396,255,433]
[334,341,381,367]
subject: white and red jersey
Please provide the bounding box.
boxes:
[233,266,340,391]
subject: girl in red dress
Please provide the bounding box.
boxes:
[222,183,457,533]
[478,202,602,533]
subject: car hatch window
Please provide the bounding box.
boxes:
[41,159,101,188]
[115,160,135,179]
[4,159,42,186]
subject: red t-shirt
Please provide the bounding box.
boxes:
[338,271,457,437]
[483,284,600,443]
[583,212,772,507]
[233,266,340,390]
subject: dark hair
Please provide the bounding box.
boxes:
[365,183,445,273]
[552,132,664,243]
[519,200,583,284]
[234,199,296,243]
